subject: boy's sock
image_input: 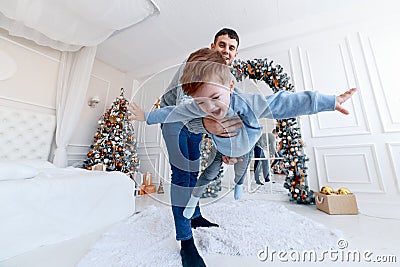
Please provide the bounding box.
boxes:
[180,237,206,267]
[183,195,200,219]
[191,215,219,229]
[234,184,243,200]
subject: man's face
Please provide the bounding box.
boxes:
[192,81,233,120]
[211,34,238,65]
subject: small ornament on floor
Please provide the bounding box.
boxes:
[157,178,164,194]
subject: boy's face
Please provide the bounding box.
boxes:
[211,34,238,65]
[192,81,234,120]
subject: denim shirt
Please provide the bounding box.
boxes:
[146,90,335,157]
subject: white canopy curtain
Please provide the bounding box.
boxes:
[53,47,97,167]
[0,0,160,51]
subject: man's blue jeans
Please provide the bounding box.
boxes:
[161,122,203,241]
[254,145,269,182]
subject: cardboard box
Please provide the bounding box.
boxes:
[144,184,156,194]
[315,192,358,215]
[138,184,156,195]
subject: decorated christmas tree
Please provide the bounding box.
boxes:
[231,59,314,204]
[83,88,139,178]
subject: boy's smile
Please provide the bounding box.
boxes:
[192,81,234,120]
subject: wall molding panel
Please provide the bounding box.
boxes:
[387,143,400,193]
[137,148,168,184]
[359,30,400,133]
[313,144,385,194]
[297,35,370,138]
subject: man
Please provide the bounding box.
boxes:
[159,28,241,267]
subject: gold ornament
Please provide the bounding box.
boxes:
[337,187,352,195]
[109,115,118,123]
[320,186,335,195]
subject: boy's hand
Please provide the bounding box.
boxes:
[222,155,243,165]
[128,102,145,121]
[335,88,357,115]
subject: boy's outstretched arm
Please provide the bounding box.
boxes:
[335,88,357,115]
[128,102,145,121]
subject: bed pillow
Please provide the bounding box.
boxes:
[0,162,39,181]
[16,159,56,169]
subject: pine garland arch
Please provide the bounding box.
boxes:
[230,58,314,204]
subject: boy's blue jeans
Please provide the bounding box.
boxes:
[161,122,203,241]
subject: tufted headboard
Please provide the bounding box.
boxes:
[0,105,56,161]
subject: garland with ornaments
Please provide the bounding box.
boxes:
[82,88,139,178]
[231,59,313,204]
[200,135,223,198]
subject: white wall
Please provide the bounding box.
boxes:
[237,6,400,206]
[0,29,132,166]
[0,28,60,109]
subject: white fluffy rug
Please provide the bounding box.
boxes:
[77,199,342,267]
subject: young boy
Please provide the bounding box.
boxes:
[129,48,357,219]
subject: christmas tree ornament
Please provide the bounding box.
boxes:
[320,186,335,195]
[337,187,352,195]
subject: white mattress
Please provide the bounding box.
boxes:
[0,167,135,261]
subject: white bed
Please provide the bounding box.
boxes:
[0,104,135,261]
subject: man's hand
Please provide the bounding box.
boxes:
[335,88,357,115]
[128,102,146,121]
[203,117,243,137]
[222,155,243,165]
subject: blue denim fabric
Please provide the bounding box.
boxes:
[191,147,253,197]
[254,145,269,181]
[161,122,203,241]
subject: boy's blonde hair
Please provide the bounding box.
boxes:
[180,48,231,96]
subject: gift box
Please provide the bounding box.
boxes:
[144,184,156,194]
[315,192,358,215]
[138,172,157,195]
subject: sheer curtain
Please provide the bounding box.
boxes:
[53,46,97,167]
[0,0,159,51]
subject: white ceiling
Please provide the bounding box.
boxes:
[95,0,378,79]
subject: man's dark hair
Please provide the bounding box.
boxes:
[214,28,239,48]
